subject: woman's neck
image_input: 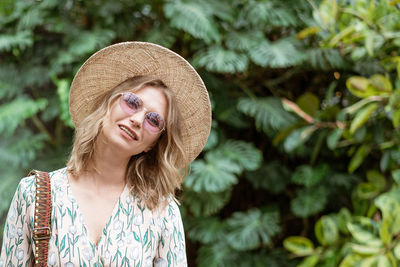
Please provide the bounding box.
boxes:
[81,138,131,189]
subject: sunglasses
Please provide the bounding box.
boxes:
[119,92,165,134]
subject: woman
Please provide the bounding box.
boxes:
[0,42,211,266]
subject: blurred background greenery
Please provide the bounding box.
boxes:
[1,0,400,266]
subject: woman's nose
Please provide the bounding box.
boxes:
[129,110,146,128]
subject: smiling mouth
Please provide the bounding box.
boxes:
[119,125,137,140]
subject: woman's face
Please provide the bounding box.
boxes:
[99,86,168,156]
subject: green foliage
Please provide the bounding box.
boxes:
[245,161,291,194]
[193,47,248,73]
[237,97,298,136]
[184,190,231,217]
[226,207,280,251]
[249,38,306,68]
[291,187,328,218]
[0,97,47,136]
[164,0,221,44]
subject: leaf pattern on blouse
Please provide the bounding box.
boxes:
[0,168,187,267]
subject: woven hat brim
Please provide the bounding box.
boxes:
[69,42,211,163]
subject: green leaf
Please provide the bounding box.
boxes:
[315,215,339,246]
[249,38,306,68]
[183,189,231,217]
[184,152,240,192]
[348,144,372,173]
[391,169,400,185]
[245,161,291,194]
[164,1,220,44]
[240,1,297,27]
[292,164,329,187]
[0,97,47,136]
[283,126,317,153]
[337,208,352,234]
[366,170,386,191]
[283,236,314,256]
[298,255,319,267]
[203,125,218,151]
[307,48,347,70]
[347,217,382,246]
[350,243,382,255]
[0,30,33,51]
[346,76,372,98]
[291,187,327,218]
[339,254,363,267]
[368,74,392,93]
[186,216,226,244]
[226,208,280,251]
[216,140,262,172]
[237,97,298,136]
[375,194,400,245]
[327,128,343,150]
[54,78,74,128]
[193,46,248,73]
[296,92,320,116]
[393,242,400,260]
[355,182,381,199]
[349,103,379,134]
[225,31,263,52]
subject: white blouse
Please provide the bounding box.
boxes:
[0,168,187,267]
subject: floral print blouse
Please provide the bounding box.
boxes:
[0,168,187,267]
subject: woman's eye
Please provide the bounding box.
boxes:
[127,95,141,109]
[146,113,161,127]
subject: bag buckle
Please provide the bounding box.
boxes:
[33,227,51,241]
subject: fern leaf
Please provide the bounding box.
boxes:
[164,1,220,44]
[291,187,327,218]
[307,48,348,70]
[0,129,46,168]
[193,46,248,73]
[0,97,47,136]
[237,97,298,136]
[245,161,291,194]
[215,140,263,172]
[0,65,21,99]
[240,1,297,27]
[225,31,263,52]
[186,216,227,244]
[183,189,231,217]
[0,30,33,51]
[226,207,281,251]
[17,6,44,30]
[184,151,241,192]
[249,38,306,68]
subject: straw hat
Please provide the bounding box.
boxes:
[69,41,211,163]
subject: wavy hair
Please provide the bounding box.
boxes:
[67,76,187,209]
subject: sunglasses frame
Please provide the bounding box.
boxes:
[119,92,166,134]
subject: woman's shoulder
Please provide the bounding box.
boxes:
[18,167,68,194]
[156,195,182,219]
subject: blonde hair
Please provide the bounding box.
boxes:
[67,76,188,209]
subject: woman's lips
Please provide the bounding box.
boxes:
[118,124,138,140]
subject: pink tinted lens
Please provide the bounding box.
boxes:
[120,93,141,114]
[144,112,165,133]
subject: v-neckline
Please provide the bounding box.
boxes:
[65,173,128,248]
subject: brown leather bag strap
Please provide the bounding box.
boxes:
[29,170,52,267]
